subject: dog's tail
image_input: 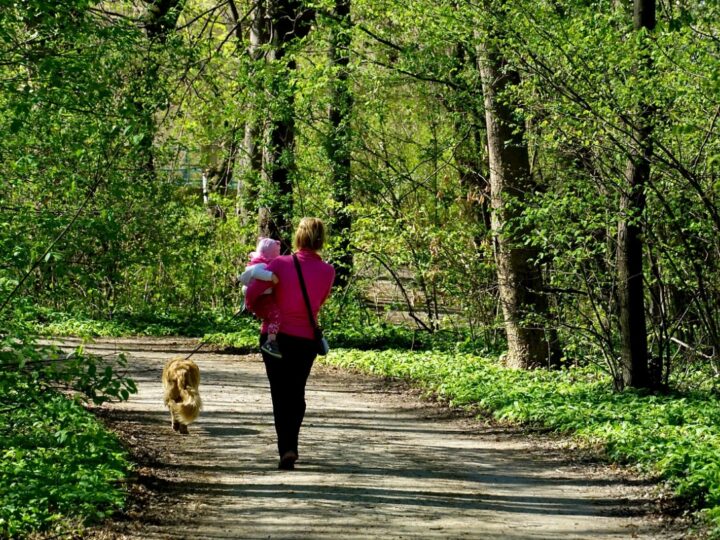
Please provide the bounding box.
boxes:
[175,366,202,424]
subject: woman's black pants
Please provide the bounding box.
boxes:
[260,333,317,458]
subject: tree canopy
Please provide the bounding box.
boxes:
[2,0,720,383]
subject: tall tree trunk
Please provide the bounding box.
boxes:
[617,0,655,389]
[204,127,240,219]
[144,0,183,42]
[206,134,239,197]
[327,0,353,287]
[135,0,183,178]
[258,0,314,248]
[259,39,296,246]
[477,35,560,369]
[237,0,266,220]
[451,43,491,243]
[457,121,492,244]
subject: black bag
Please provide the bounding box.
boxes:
[293,254,330,356]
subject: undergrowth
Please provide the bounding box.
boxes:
[31,308,442,352]
[0,371,130,538]
[29,307,249,338]
[1,321,136,538]
[321,348,720,536]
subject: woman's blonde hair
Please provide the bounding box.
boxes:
[293,217,326,252]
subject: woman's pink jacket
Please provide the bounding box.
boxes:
[245,249,335,340]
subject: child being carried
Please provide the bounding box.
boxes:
[240,237,282,358]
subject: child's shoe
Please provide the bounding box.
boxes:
[261,339,282,359]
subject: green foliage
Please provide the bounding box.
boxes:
[322,348,720,528]
[4,0,720,535]
[31,307,250,339]
[0,339,134,538]
[0,301,135,538]
[196,295,497,353]
[202,326,259,352]
[0,371,130,537]
[3,0,719,378]
[201,316,434,352]
[498,0,720,382]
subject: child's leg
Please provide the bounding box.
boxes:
[252,295,282,339]
[266,302,282,340]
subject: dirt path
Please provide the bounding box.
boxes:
[67,337,682,539]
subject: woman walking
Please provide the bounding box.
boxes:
[245,217,335,470]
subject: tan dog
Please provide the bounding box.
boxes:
[162,357,202,434]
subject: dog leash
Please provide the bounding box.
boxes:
[183,308,245,361]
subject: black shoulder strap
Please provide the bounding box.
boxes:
[293,254,317,330]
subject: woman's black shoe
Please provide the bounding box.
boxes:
[278,451,298,470]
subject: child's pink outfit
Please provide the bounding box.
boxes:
[240,239,281,336]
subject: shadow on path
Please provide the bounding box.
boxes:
[78,339,671,540]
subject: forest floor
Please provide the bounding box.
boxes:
[61,337,691,540]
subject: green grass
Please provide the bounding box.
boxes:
[32,309,448,355]
[200,314,492,353]
[29,308,251,338]
[0,370,130,538]
[202,325,260,353]
[321,348,720,534]
[200,322,435,352]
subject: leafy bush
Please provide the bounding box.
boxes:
[322,348,720,531]
[0,310,136,538]
[0,355,133,538]
[0,371,130,537]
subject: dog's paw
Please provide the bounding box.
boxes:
[178,423,189,435]
[172,420,181,432]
